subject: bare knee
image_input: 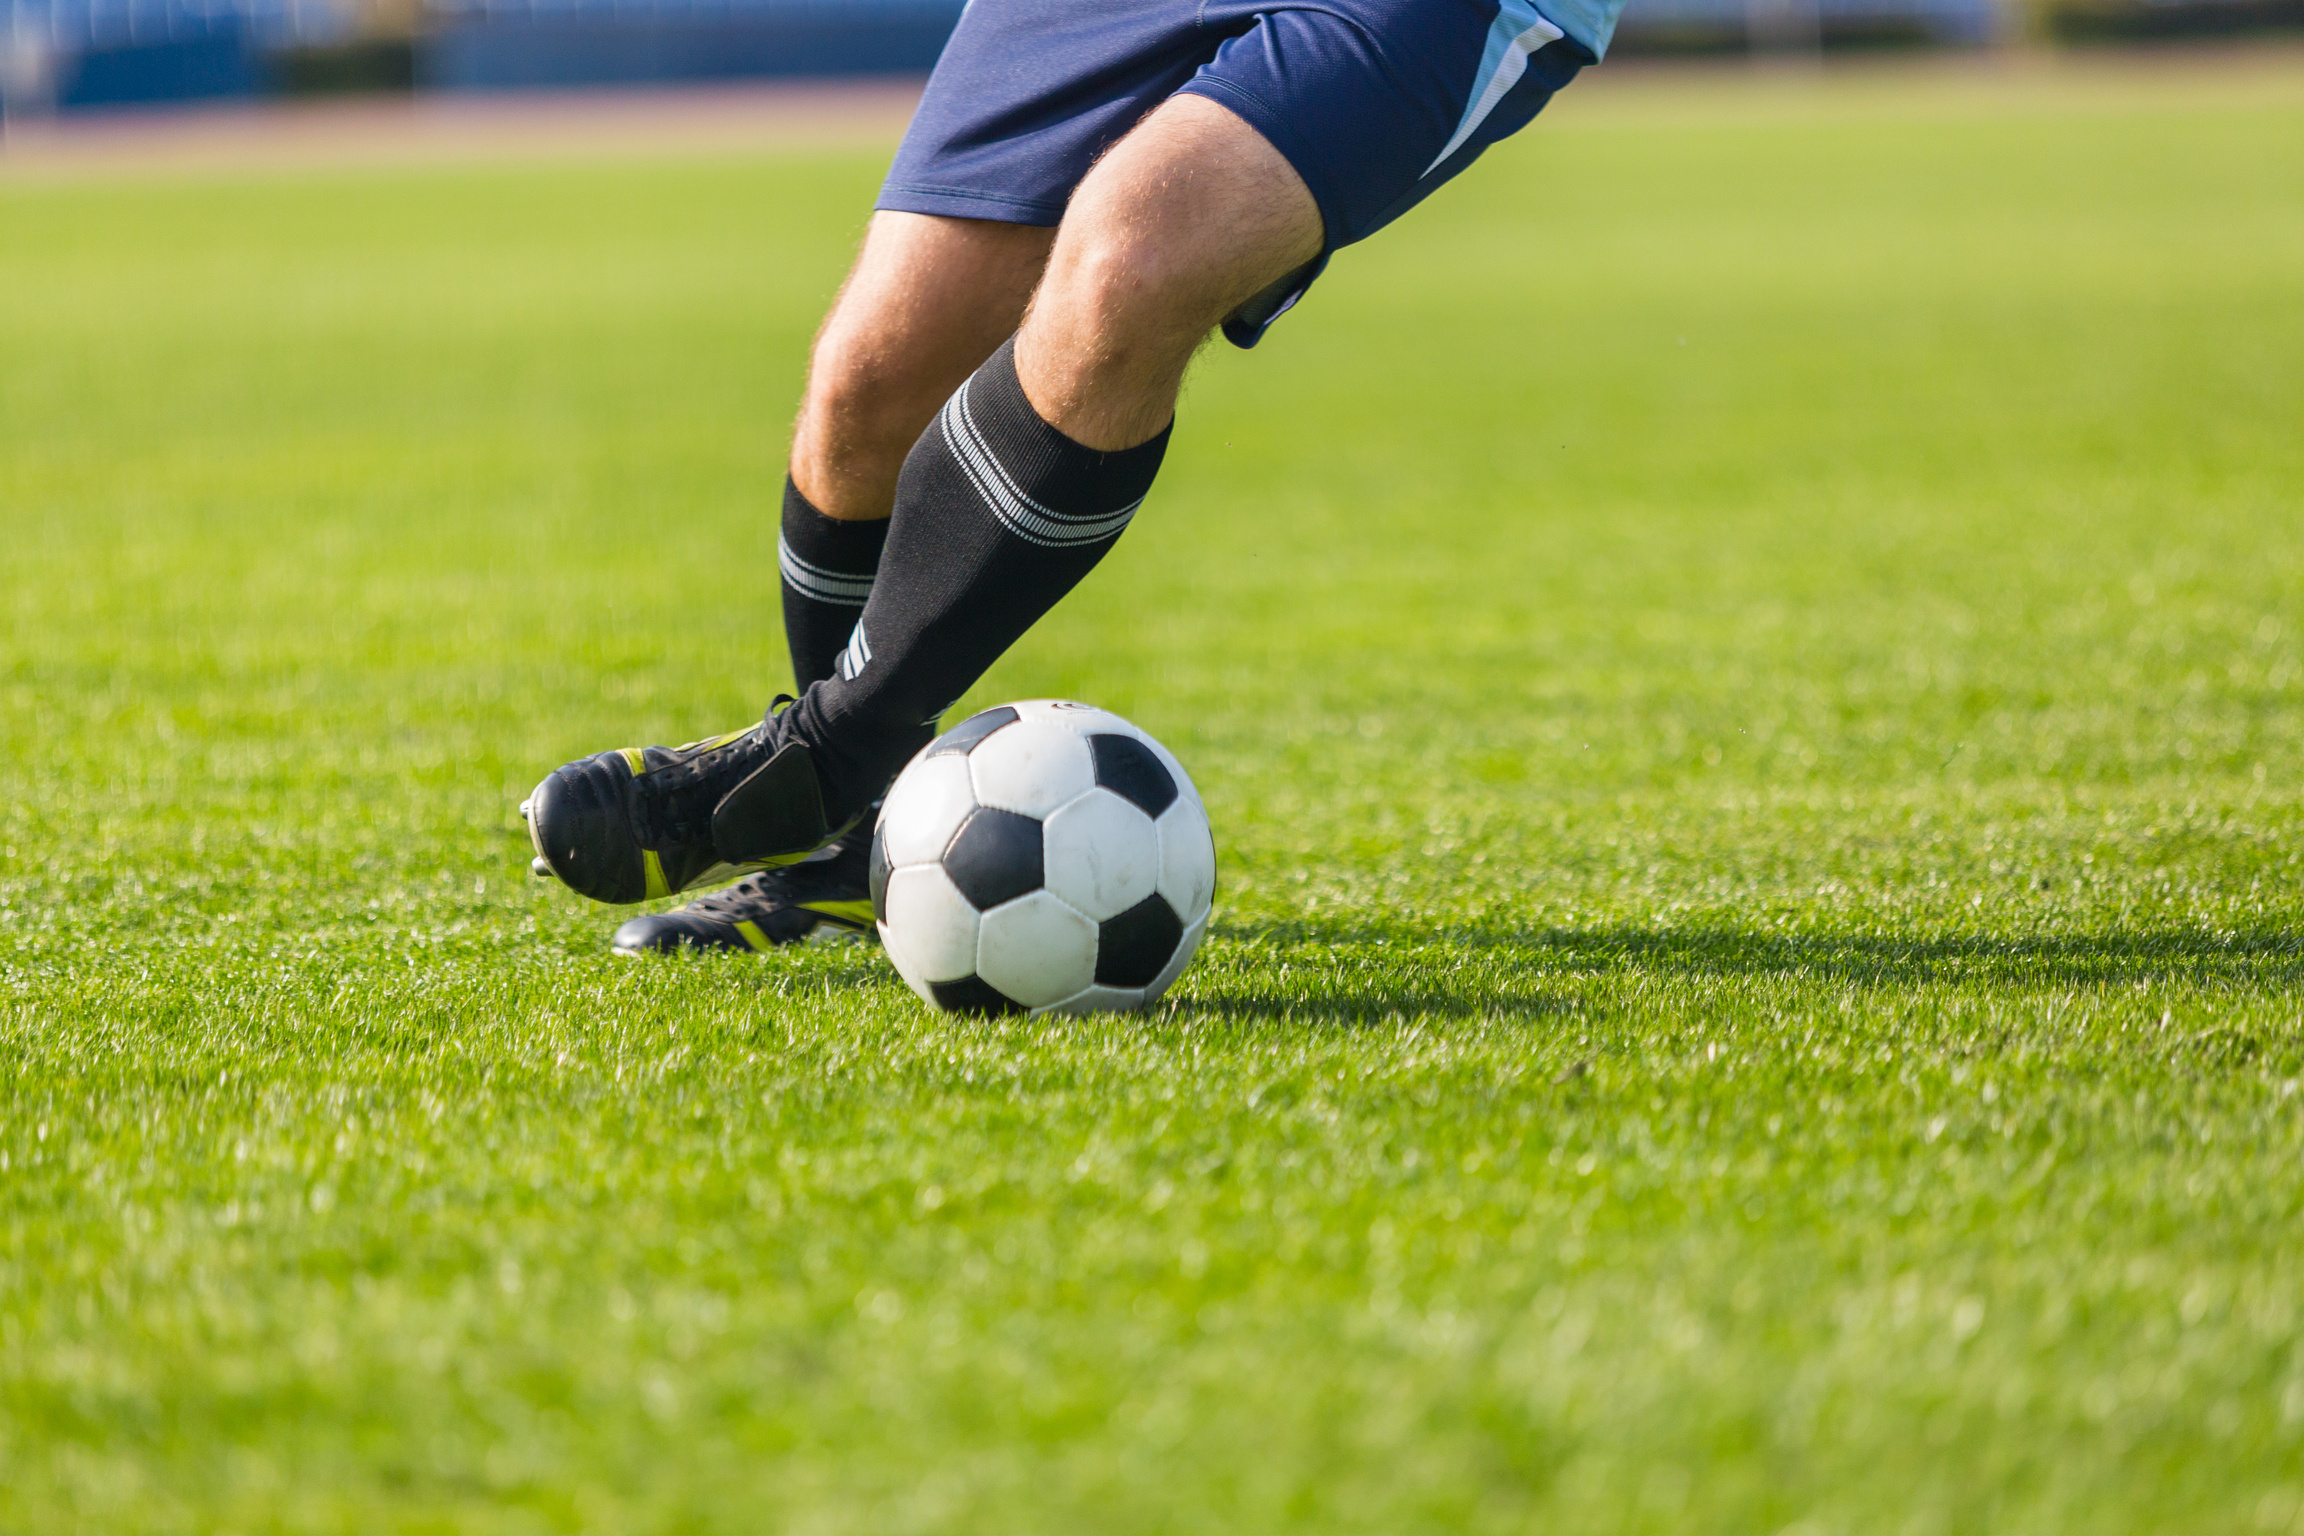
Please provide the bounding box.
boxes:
[1034,229,1198,368]
[793,291,998,519]
[791,333,922,520]
[1017,95,1322,450]
[802,321,925,455]
[1020,212,1252,452]
[793,212,1055,520]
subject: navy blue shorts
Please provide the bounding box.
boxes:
[876,0,1589,345]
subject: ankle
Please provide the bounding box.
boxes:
[785,680,927,833]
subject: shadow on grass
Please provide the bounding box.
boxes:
[1210,919,2304,994]
[1174,984,1580,1025]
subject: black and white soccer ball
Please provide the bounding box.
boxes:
[869,701,1215,1014]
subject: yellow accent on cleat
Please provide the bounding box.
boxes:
[619,747,647,775]
[800,899,876,928]
[642,849,670,900]
[734,920,773,952]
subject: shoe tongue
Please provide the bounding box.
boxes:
[653,727,770,832]
[710,741,830,864]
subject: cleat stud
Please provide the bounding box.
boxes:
[519,798,533,821]
[530,857,553,879]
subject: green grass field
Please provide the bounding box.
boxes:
[5,60,2304,1533]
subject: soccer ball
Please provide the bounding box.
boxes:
[869,700,1215,1014]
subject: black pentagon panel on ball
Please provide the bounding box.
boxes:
[1097,895,1184,988]
[925,705,1020,759]
[868,823,892,923]
[942,806,1044,909]
[1089,734,1177,817]
[930,975,1029,1016]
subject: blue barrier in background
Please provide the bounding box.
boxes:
[3,0,323,55]
[0,0,964,109]
[51,16,259,106]
[420,0,962,90]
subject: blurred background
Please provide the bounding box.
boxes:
[0,0,2295,121]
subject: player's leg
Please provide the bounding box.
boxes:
[528,0,1599,906]
[778,94,1321,816]
[1011,95,1322,452]
[523,0,1191,908]
[529,96,1318,903]
[779,211,1054,690]
[608,212,1051,944]
[776,0,1596,835]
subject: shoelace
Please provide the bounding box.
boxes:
[639,696,799,844]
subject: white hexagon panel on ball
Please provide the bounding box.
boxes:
[974,890,1100,1010]
[877,753,979,868]
[877,865,982,1002]
[968,720,1098,818]
[1013,700,1135,735]
[1154,800,1217,926]
[1041,788,1161,922]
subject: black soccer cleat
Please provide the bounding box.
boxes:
[523,698,852,905]
[610,825,877,955]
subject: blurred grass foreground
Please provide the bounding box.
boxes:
[3,55,2304,1536]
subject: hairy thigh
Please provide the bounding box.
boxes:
[1017,94,1322,445]
[795,212,1054,518]
[1042,95,1322,347]
[812,212,1052,394]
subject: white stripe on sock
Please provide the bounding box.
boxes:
[940,379,1141,549]
[837,619,873,680]
[778,535,877,605]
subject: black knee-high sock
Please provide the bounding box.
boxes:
[778,477,889,692]
[789,335,1170,820]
